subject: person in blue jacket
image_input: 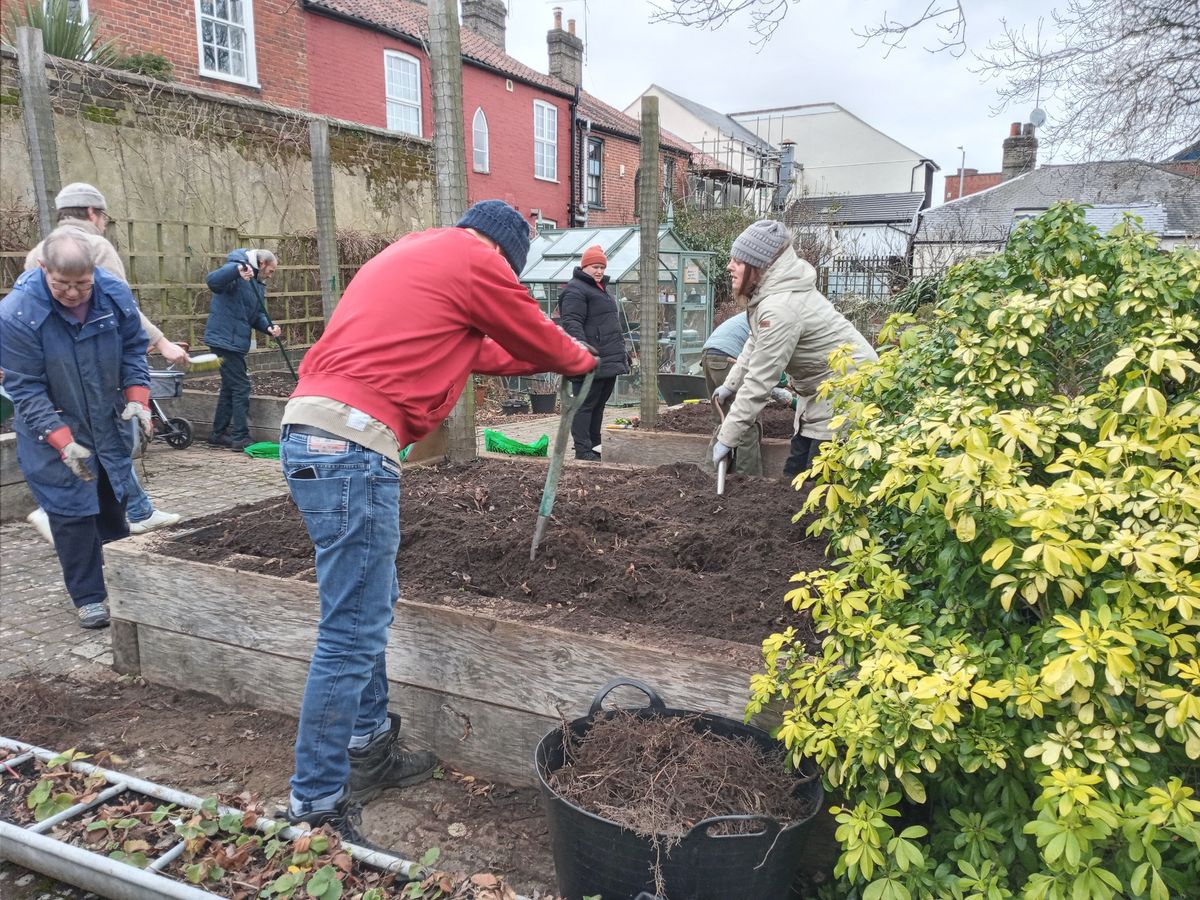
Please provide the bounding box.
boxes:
[0,232,151,629]
[204,248,281,451]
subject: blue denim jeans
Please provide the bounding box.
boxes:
[280,426,401,810]
[125,465,153,522]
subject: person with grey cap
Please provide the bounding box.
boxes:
[712,219,877,480]
[23,181,186,541]
[276,199,597,848]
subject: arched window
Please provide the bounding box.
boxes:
[472,108,489,173]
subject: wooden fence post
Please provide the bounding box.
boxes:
[16,26,61,238]
[309,119,341,322]
[428,0,476,462]
[638,97,661,428]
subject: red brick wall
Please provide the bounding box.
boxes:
[305,14,433,136]
[80,0,308,110]
[462,65,570,227]
[944,169,1003,202]
[305,12,571,226]
[579,129,689,226]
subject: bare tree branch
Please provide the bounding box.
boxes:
[645,0,1200,160]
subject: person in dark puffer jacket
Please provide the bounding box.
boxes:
[558,245,629,460]
[204,249,282,450]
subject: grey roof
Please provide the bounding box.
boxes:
[786,192,926,227]
[649,84,774,153]
[1167,140,1200,162]
[1079,204,1168,235]
[917,160,1200,243]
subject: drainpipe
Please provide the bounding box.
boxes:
[568,82,580,227]
[772,140,795,213]
[580,116,593,227]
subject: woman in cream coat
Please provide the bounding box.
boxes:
[711,220,877,478]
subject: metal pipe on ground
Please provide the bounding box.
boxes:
[0,738,431,889]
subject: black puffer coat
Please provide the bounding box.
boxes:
[558,268,629,378]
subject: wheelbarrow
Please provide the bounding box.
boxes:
[530,370,594,561]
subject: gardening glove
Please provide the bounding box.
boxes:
[713,441,732,466]
[121,401,154,439]
[712,385,734,406]
[770,387,793,406]
[60,442,94,482]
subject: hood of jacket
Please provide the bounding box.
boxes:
[225,248,254,269]
[746,247,815,310]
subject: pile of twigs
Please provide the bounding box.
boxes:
[550,711,816,842]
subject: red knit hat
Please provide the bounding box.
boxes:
[580,245,607,268]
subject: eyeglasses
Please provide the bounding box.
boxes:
[47,278,94,294]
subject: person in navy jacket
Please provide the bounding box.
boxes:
[0,232,151,629]
[203,248,281,450]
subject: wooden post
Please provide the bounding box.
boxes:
[309,119,341,321]
[16,26,61,239]
[428,0,476,462]
[638,97,661,428]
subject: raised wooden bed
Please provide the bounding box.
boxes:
[602,424,793,474]
[0,432,35,523]
[169,388,447,463]
[105,532,768,788]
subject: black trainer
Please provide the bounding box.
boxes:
[575,450,602,461]
[348,712,438,803]
[285,794,384,852]
[207,433,232,448]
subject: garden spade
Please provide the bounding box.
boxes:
[712,395,731,495]
[530,370,594,561]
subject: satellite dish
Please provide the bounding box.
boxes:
[1030,108,1047,127]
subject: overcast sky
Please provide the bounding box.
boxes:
[501,0,1060,203]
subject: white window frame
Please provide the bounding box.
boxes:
[384,50,423,136]
[194,0,259,87]
[49,0,89,19]
[472,107,490,173]
[533,100,558,182]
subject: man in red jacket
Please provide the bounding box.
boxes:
[279,200,596,844]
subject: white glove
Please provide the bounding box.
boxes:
[121,401,154,439]
[770,387,793,406]
[60,442,94,482]
[712,386,734,405]
[713,441,732,465]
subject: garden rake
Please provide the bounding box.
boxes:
[530,370,594,561]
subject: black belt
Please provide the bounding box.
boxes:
[286,424,345,441]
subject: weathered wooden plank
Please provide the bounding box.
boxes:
[0,434,37,522]
[109,620,141,675]
[106,546,762,723]
[136,626,556,786]
[602,426,793,475]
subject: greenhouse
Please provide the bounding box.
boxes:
[518,225,716,406]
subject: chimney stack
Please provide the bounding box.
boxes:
[547,8,583,87]
[1001,122,1038,181]
[461,0,507,50]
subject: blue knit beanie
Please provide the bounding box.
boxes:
[456,200,531,275]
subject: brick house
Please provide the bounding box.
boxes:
[50,0,309,110]
[576,92,693,227]
[51,0,690,230]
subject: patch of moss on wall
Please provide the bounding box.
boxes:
[82,104,119,125]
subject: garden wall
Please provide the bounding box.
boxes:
[0,49,435,238]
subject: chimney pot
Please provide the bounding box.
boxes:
[1002,123,1038,181]
[568,18,575,35]
[553,7,562,29]
[1010,122,1021,137]
[548,7,584,86]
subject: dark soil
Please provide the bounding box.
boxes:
[186,370,297,397]
[152,459,824,648]
[0,675,560,896]
[655,401,797,439]
[550,711,819,839]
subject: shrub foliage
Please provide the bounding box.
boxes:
[749,204,1200,899]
